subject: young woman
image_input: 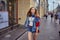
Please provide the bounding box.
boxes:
[25,7,40,40]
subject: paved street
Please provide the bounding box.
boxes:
[17,16,60,40]
[0,26,27,40]
[0,0,60,40]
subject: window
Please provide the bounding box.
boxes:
[0,0,7,11]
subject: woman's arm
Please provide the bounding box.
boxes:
[36,21,40,33]
[36,27,39,33]
[24,17,28,27]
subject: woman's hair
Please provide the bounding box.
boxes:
[27,7,39,17]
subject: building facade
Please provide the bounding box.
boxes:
[40,0,48,18]
[18,0,40,25]
[0,0,48,26]
[18,0,48,25]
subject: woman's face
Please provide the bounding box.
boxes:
[31,8,35,14]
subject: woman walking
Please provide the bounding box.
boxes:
[25,7,40,40]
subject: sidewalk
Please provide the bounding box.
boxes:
[0,25,27,40]
[17,16,60,40]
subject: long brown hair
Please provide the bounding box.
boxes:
[27,7,38,17]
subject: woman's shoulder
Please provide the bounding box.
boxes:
[35,16,40,21]
[35,16,40,19]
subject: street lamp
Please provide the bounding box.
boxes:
[52,1,60,13]
[53,1,55,13]
[35,0,40,14]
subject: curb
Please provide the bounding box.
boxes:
[15,29,27,40]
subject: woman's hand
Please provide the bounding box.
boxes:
[36,28,39,36]
[35,32,38,36]
[36,27,39,33]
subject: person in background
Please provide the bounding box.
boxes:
[51,13,54,21]
[57,12,60,24]
[25,7,40,40]
[54,13,58,24]
[57,12,60,36]
[44,14,48,20]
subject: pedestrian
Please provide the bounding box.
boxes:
[57,12,60,24]
[57,12,60,36]
[24,7,40,40]
[45,14,48,19]
[51,13,53,21]
[44,14,47,20]
[54,13,58,24]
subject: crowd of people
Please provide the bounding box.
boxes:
[44,12,60,24]
[43,12,60,36]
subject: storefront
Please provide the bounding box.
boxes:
[0,0,18,29]
[7,0,18,26]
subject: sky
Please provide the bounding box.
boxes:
[48,0,60,11]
